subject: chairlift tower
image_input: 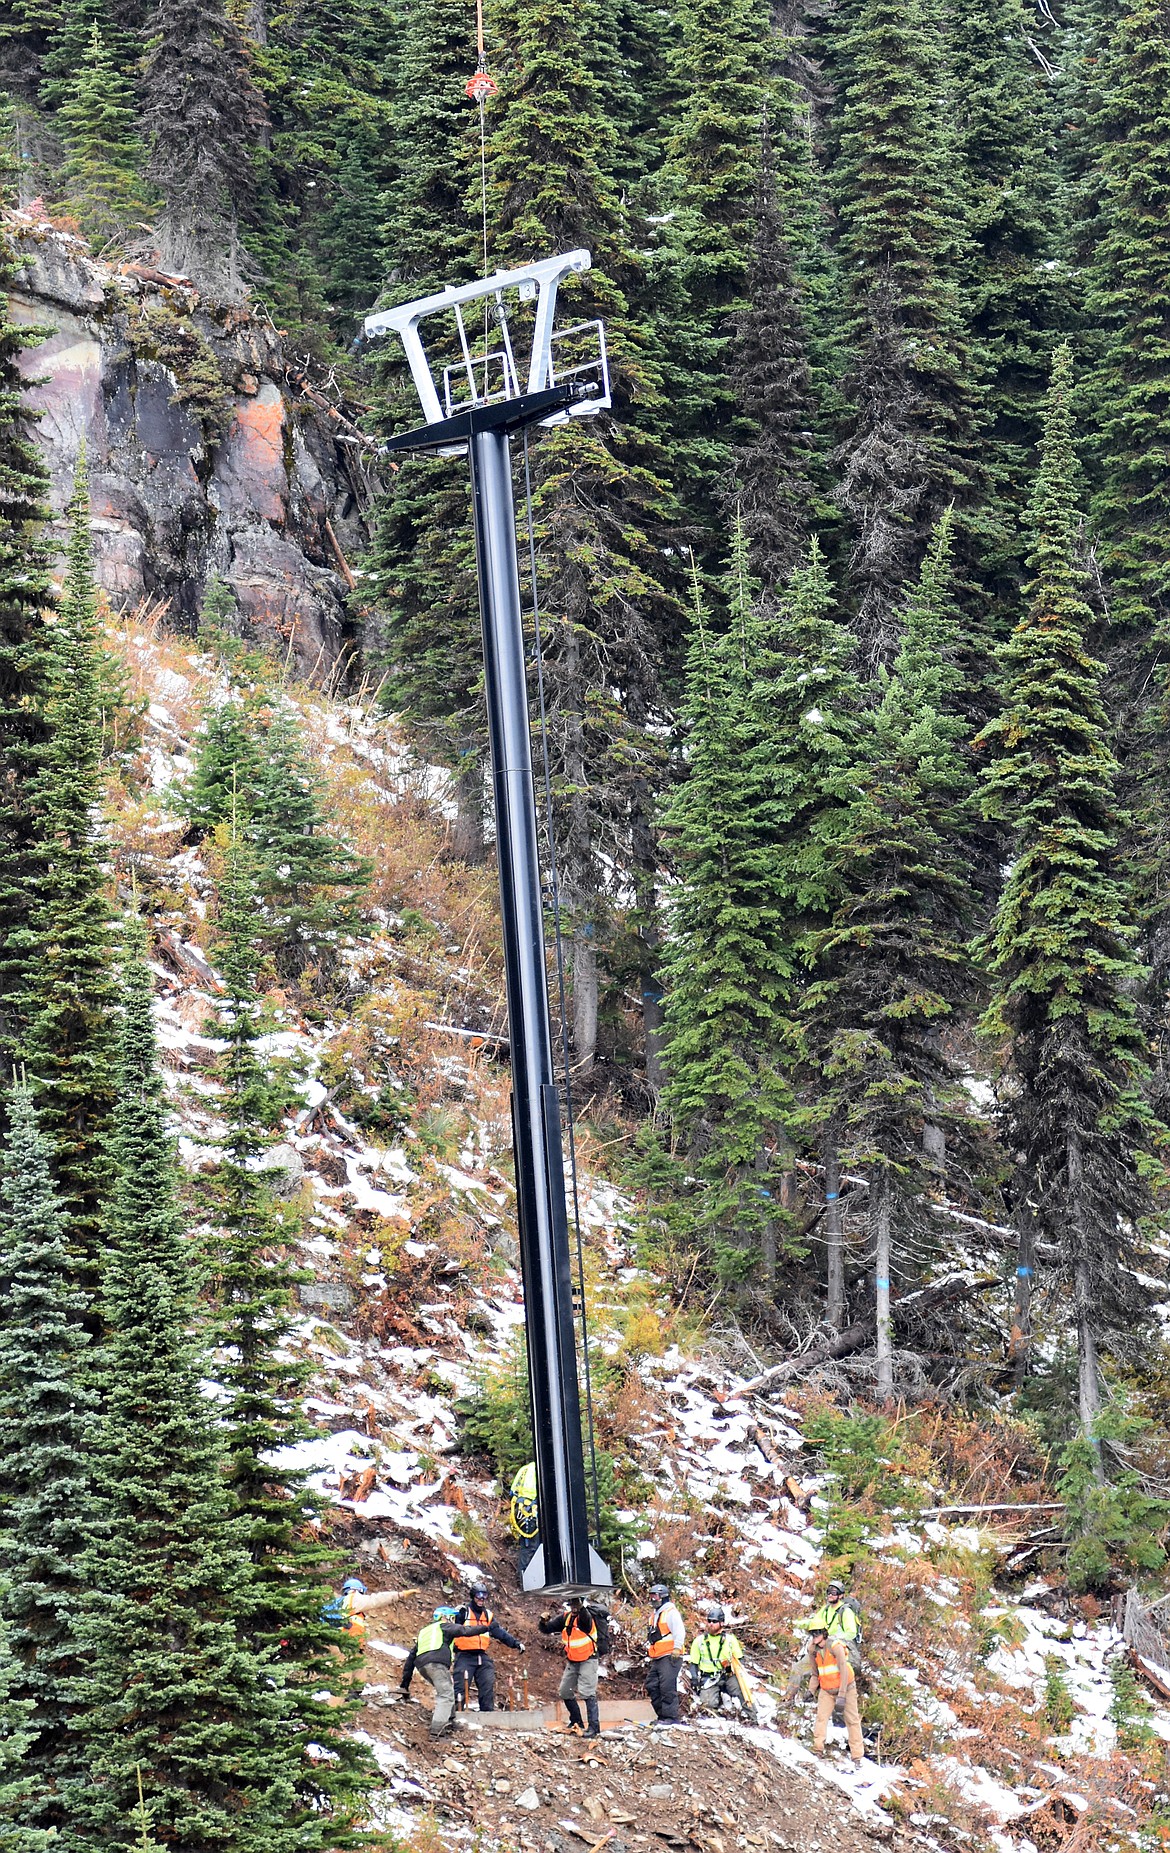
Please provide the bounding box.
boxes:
[364,252,612,1593]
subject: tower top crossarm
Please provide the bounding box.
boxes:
[363,249,609,439]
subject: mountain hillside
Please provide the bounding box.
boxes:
[108,609,1170,1853]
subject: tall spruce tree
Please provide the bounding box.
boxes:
[0,1083,94,1839]
[725,114,826,596]
[801,509,978,1390]
[0,1592,47,1851]
[827,0,986,667]
[57,20,150,247]
[977,346,1157,1455]
[660,0,778,543]
[950,0,1065,588]
[661,529,857,1281]
[0,228,55,1083]
[22,451,118,1290]
[72,928,306,1848]
[142,0,264,296]
[205,819,374,1834]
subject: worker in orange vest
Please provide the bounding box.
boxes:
[804,1625,864,1768]
[645,1582,686,1725]
[451,1582,525,1712]
[539,1597,609,1738]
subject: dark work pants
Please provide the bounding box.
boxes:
[454,1651,496,1712]
[646,1654,681,1721]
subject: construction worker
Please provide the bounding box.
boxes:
[645,1582,685,1724]
[800,1577,863,1670]
[686,1604,758,1725]
[509,1462,539,1578]
[800,1625,864,1769]
[451,1582,525,1712]
[401,1607,465,1738]
[322,1576,369,1643]
[539,1597,608,1738]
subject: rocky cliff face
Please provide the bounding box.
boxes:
[7,217,378,676]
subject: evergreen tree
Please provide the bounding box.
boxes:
[205,820,373,1831]
[72,928,306,1848]
[22,451,118,1288]
[950,0,1065,579]
[1086,0,1170,637]
[661,530,857,1280]
[363,0,483,855]
[725,115,826,596]
[57,20,150,248]
[0,1593,48,1851]
[801,509,978,1392]
[142,0,264,297]
[184,695,370,975]
[660,0,779,541]
[0,1082,94,1839]
[483,0,681,1071]
[316,131,386,328]
[828,0,986,667]
[977,346,1157,1456]
[0,229,55,1081]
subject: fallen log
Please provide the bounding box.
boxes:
[922,1502,1065,1519]
[738,1273,1002,1393]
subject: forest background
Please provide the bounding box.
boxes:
[3,0,1170,1841]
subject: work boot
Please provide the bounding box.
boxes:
[565,1698,584,1733]
[584,1700,601,1739]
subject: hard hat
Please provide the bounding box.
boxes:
[810,1622,829,1636]
[434,1605,458,1620]
[650,1583,669,1601]
[826,1578,846,1594]
[705,1604,725,1625]
[470,1584,488,1604]
[342,1577,367,1594]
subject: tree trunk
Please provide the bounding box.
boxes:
[572,921,598,1075]
[449,755,487,864]
[872,1170,893,1400]
[923,1120,946,1169]
[1068,1126,1106,1484]
[1009,1198,1036,1386]
[825,1132,845,1329]
[631,779,665,1093]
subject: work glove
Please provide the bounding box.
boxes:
[516,1643,526,1654]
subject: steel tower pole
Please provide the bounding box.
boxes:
[468,422,610,1593]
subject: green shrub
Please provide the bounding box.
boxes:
[1043,1656,1075,1732]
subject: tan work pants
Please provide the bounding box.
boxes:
[813,1679,863,1761]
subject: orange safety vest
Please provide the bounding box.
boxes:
[341,1592,367,1641]
[815,1644,851,1693]
[455,1607,493,1653]
[648,1607,677,1660]
[562,1615,597,1663]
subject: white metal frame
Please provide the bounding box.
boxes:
[363,249,611,428]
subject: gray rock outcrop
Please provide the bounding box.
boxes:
[7,220,378,677]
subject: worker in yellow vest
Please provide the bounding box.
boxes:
[802,1625,864,1768]
[645,1583,685,1724]
[539,1597,609,1738]
[400,1607,465,1738]
[451,1582,525,1712]
[686,1604,758,1725]
[509,1462,539,1578]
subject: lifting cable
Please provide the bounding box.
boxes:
[464,3,604,1545]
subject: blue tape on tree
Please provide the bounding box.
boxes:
[875,1277,891,1290]
[825,1192,839,1202]
[1016,1266,1033,1278]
